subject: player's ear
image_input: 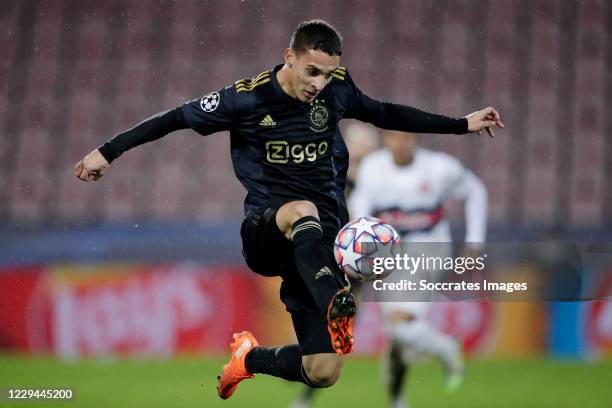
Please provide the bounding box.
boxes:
[284,48,295,68]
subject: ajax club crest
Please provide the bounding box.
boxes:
[309,99,329,132]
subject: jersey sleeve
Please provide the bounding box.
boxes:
[340,70,467,134]
[181,85,239,136]
[341,71,384,122]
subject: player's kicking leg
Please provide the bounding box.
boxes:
[276,200,356,354]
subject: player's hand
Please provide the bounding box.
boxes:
[74,149,109,182]
[465,107,504,137]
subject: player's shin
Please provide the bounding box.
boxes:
[291,216,356,354]
[290,216,347,313]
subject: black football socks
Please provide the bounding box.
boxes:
[290,216,345,315]
[245,345,321,387]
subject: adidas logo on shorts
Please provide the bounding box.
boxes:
[315,266,333,280]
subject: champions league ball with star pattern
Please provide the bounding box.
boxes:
[334,217,401,281]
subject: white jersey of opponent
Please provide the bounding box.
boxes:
[349,147,488,317]
[350,147,487,243]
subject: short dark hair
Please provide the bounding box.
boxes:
[290,20,342,56]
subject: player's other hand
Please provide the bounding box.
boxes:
[74,149,109,182]
[465,107,504,137]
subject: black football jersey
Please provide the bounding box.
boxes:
[182,65,392,239]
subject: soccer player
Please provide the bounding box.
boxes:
[74,20,503,399]
[350,130,489,408]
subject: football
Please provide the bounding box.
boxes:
[334,217,401,281]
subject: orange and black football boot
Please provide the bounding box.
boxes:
[327,288,356,354]
[217,331,259,399]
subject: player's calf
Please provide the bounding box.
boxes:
[240,344,342,389]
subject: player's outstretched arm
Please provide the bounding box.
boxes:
[465,107,504,137]
[348,95,505,137]
[74,108,188,182]
[343,69,505,137]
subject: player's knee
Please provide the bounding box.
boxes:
[289,200,319,220]
[276,200,320,238]
[305,365,341,388]
[303,354,343,388]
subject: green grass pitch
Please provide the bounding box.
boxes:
[1,354,611,407]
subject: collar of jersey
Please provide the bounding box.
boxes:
[270,64,305,104]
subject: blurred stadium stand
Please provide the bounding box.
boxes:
[0,0,610,256]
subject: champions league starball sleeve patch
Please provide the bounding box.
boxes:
[199,91,220,112]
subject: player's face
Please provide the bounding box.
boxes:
[383,131,419,166]
[287,48,340,103]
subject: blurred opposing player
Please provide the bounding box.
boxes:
[74,20,502,400]
[350,131,488,408]
[344,123,380,195]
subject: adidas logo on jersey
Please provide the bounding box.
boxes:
[259,115,276,127]
[315,266,333,280]
[234,340,252,358]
